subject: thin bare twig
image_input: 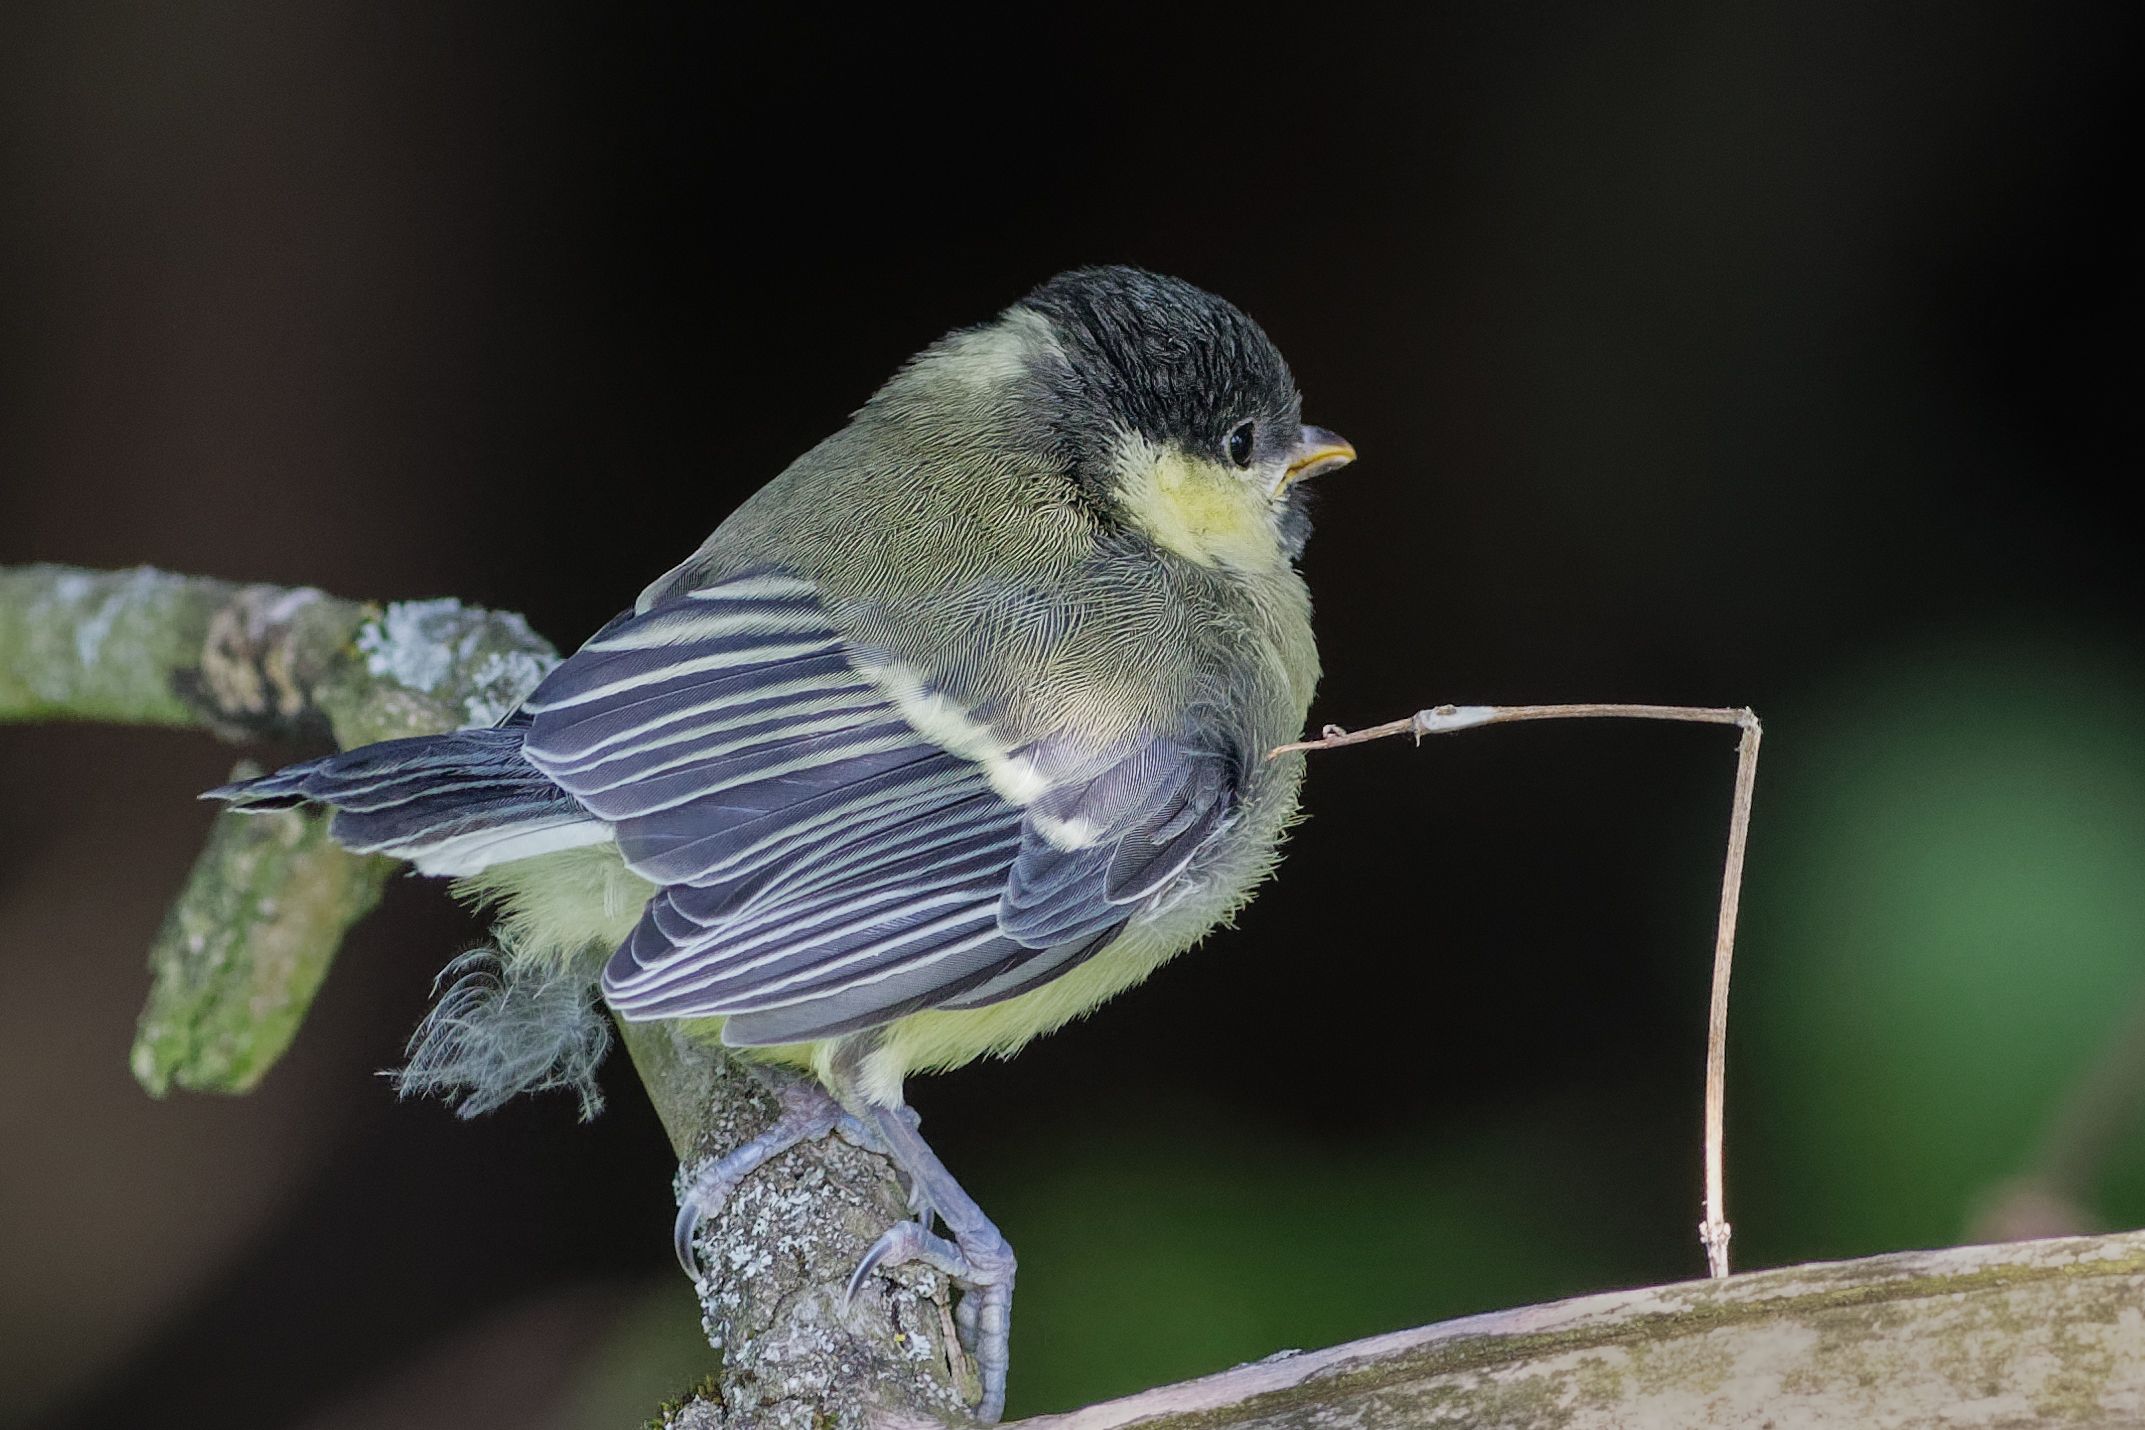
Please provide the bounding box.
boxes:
[1273,702,1763,1279]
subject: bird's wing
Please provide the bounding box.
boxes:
[517,568,1239,1044]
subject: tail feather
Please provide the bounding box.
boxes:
[208,728,607,876]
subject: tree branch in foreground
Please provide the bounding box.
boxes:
[979,1229,2145,1429]
[1,562,968,1427]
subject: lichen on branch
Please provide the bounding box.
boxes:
[134,782,394,1096]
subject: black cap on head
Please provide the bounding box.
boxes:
[1019,267,1302,468]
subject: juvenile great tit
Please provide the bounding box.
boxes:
[211,265,1354,1420]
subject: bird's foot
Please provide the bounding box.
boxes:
[676,1073,933,1281]
[845,1215,1014,1348]
[673,1076,846,1280]
[839,1102,1016,1422]
[827,1099,921,1158]
[833,1104,938,1223]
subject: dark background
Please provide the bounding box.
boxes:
[3,4,2142,1426]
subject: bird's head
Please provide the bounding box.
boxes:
[1017,267,1354,570]
[885,266,1355,571]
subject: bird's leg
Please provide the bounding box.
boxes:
[674,1069,847,1280]
[843,1101,1016,1422]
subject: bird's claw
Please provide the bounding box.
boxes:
[674,1079,846,1281]
[674,1201,707,1281]
[844,1218,964,1307]
[842,1214,1015,1417]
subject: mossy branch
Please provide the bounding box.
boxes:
[983,1230,2145,1429]
[1,562,966,1427]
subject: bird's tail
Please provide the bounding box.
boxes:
[206,722,606,877]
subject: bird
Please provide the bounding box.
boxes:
[208,265,1354,1421]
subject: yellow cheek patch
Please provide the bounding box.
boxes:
[1116,443,1283,570]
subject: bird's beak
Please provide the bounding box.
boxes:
[1276,425,1356,496]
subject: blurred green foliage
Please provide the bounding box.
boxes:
[991,1119,1649,1412]
[1743,635,2145,1260]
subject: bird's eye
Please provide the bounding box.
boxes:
[1225,421,1256,469]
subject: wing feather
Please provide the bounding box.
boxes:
[514,569,1243,1043]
